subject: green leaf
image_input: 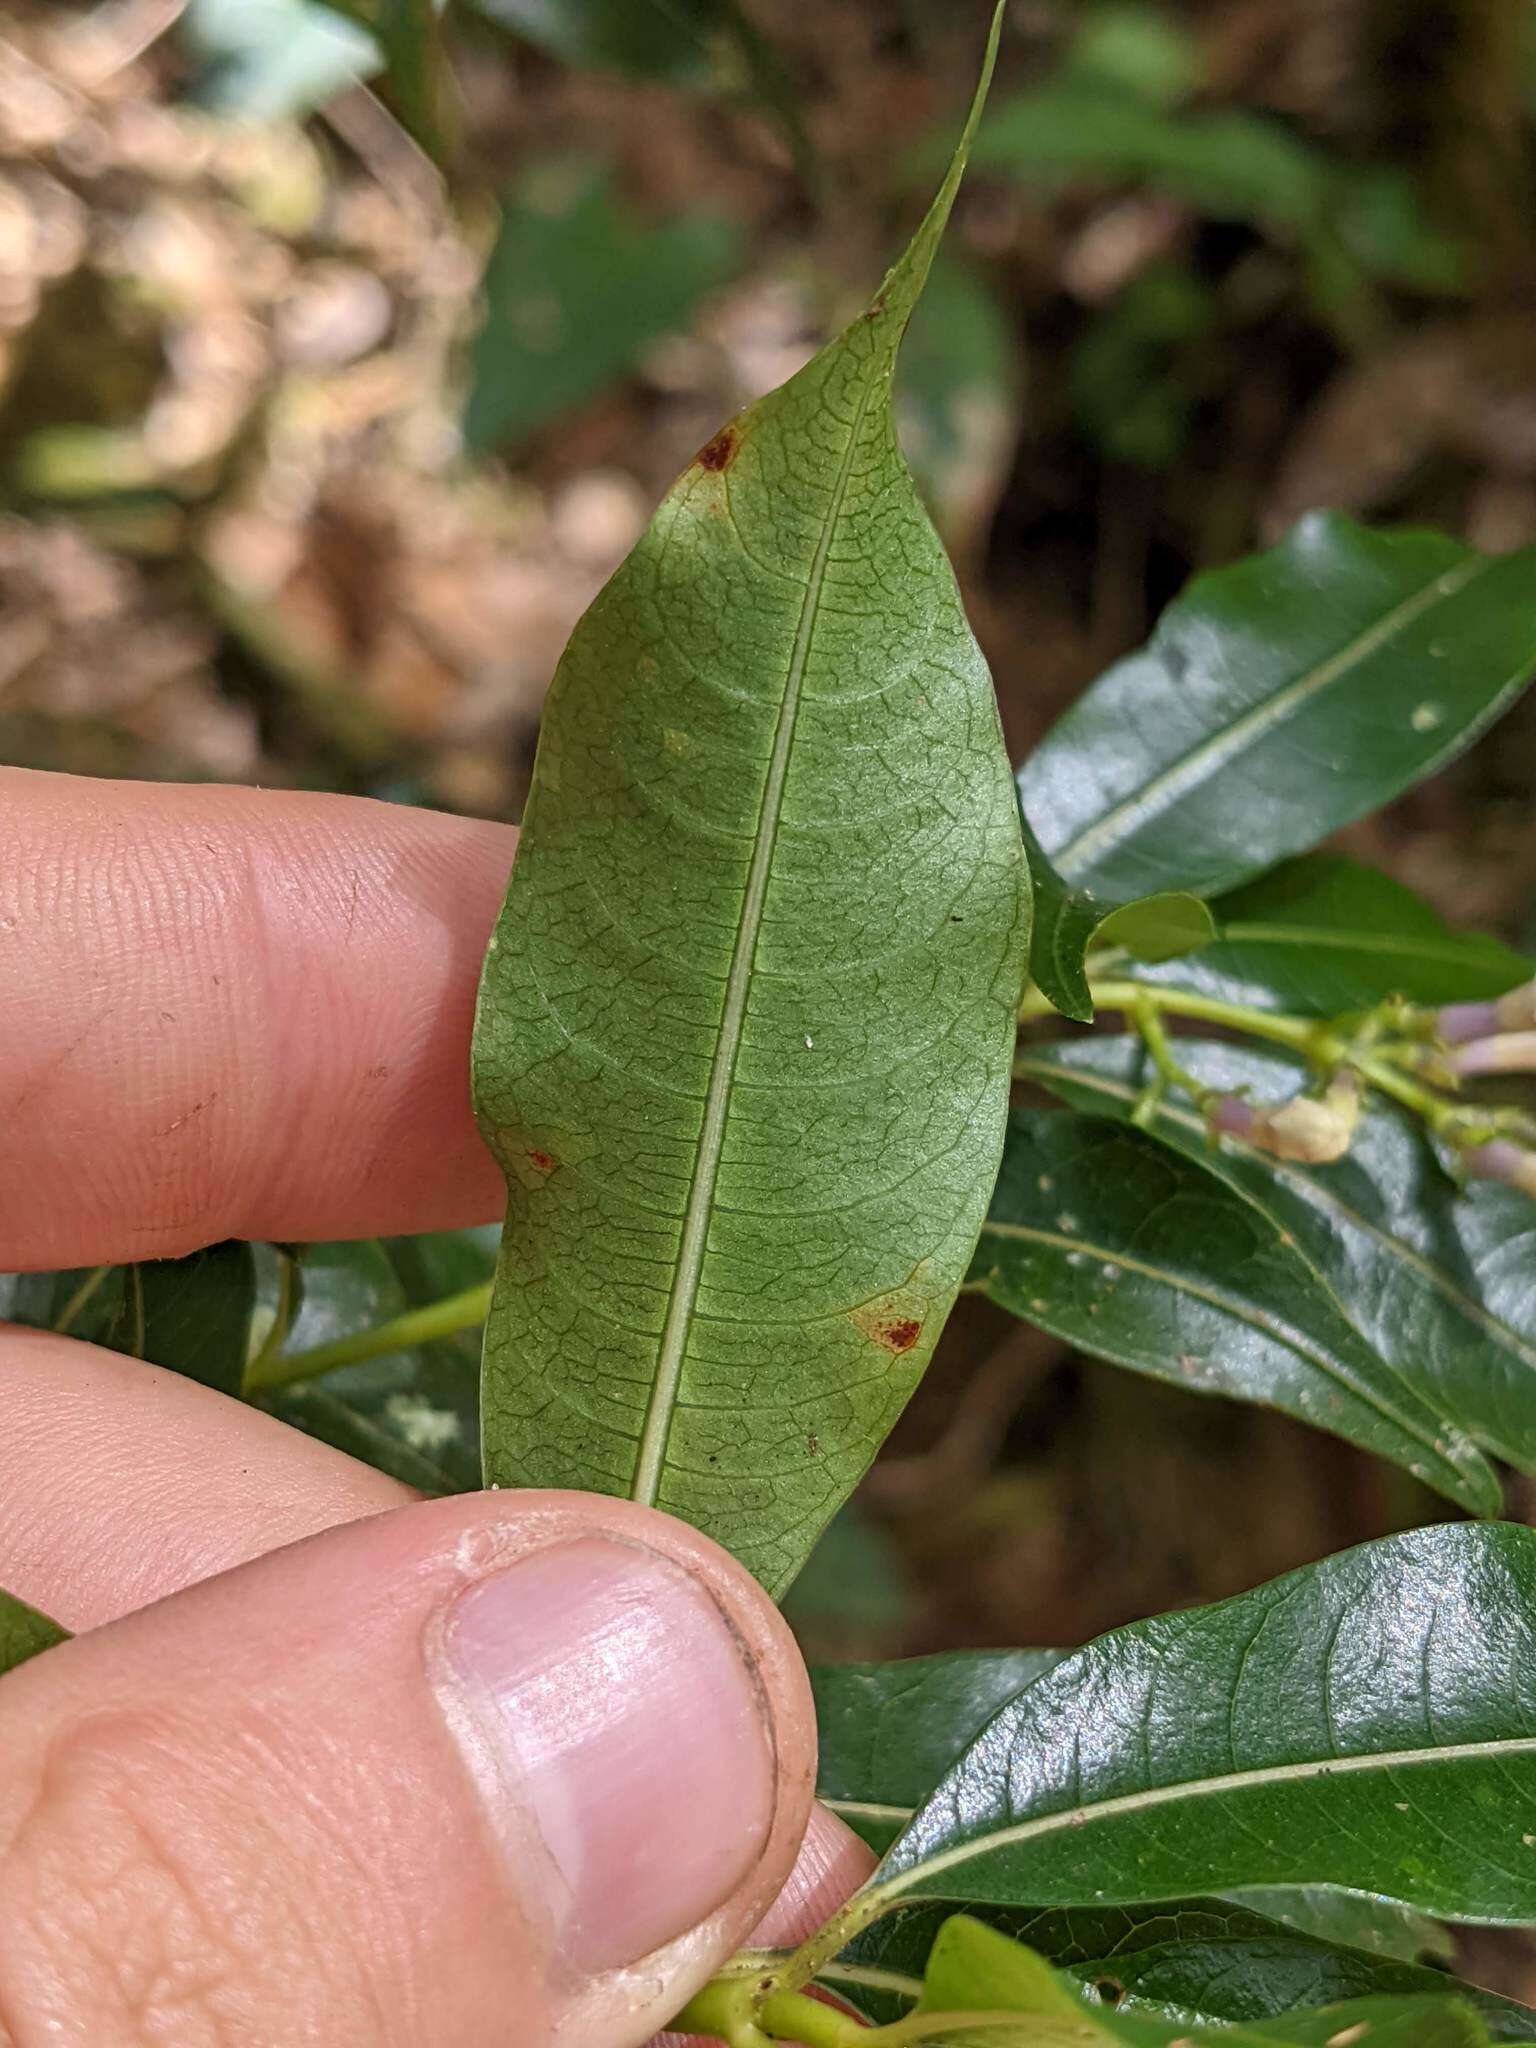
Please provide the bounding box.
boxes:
[1018,515,1536,903]
[969,1109,1497,1514]
[911,1919,1489,2047]
[1016,1036,1536,1482]
[825,1897,1535,2039]
[860,1522,1536,1924]
[462,162,742,453]
[813,1651,1068,1851]
[1025,816,1213,1022]
[1230,1886,1450,1965]
[466,0,729,85]
[258,1236,487,1492]
[1070,264,1217,470]
[0,1589,68,1679]
[0,1246,256,1395]
[470,11,1029,1594]
[1127,854,1531,1016]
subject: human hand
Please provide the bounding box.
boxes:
[0,768,871,2046]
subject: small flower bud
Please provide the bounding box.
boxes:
[1209,1073,1359,1165]
[1437,999,1501,1045]
[1463,1140,1536,1198]
[1449,1031,1536,1079]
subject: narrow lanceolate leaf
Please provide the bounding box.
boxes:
[1023,815,1212,1024]
[969,1110,1497,1514]
[823,1897,1535,2039]
[857,1523,1536,1925]
[1130,854,1530,1017]
[0,1589,68,1678]
[813,1651,1067,1851]
[1018,1037,1536,1481]
[471,11,1028,1593]
[1019,514,1536,902]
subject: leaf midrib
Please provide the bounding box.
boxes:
[1218,919,1510,967]
[877,1725,1536,1902]
[1013,1053,1536,1389]
[631,378,877,1504]
[1049,556,1488,881]
[976,1215,1451,1471]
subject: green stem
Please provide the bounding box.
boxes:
[245,1280,493,1395]
[1021,978,1327,1057]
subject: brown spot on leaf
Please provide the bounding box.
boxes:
[696,426,738,472]
[527,1149,556,1174]
[878,1318,922,1354]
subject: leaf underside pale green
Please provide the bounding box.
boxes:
[1017,1036,1536,1482]
[866,1523,1536,1925]
[970,1108,1498,1514]
[1130,853,1530,1017]
[0,1589,69,1678]
[1018,514,1536,904]
[1022,813,1212,1023]
[471,10,1028,1593]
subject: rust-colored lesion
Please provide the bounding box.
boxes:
[694,425,739,472]
[526,1149,556,1174]
[849,1263,935,1356]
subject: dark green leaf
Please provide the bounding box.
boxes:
[1018,515,1536,903]
[0,1246,256,1395]
[825,1897,1534,2039]
[257,1236,487,1492]
[463,162,742,453]
[471,15,1029,1594]
[864,1523,1536,1923]
[1017,1036,1536,1481]
[1071,264,1217,470]
[0,1589,68,1679]
[1229,1886,1451,1965]
[1024,815,1212,1023]
[1129,854,1530,1016]
[969,1110,1497,1514]
[466,0,728,85]
[813,1651,1067,1852]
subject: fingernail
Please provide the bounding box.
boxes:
[436,1538,776,1975]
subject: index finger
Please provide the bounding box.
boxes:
[1,768,515,1267]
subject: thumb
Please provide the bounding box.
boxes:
[0,1492,815,2048]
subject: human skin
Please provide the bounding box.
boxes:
[0,768,870,2048]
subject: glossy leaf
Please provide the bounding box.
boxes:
[1130,855,1530,1017]
[911,1917,1488,2047]
[825,1897,1534,2039]
[813,1651,1067,1851]
[969,1110,1497,1514]
[1230,1886,1451,1965]
[0,1589,68,1679]
[861,1522,1536,1923]
[258,1235,488,1492]
[471,14,1029,1593]
[463,163,742,452]
[1018,515,1536,903]
[0,1245,256,1395]
[1017,1036,1536,1481]
[1025,817,1212,1023]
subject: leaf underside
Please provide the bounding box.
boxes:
[0,1589,68,1678]
[471,11,1027,1592]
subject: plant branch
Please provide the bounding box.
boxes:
[244,1280,493,1395]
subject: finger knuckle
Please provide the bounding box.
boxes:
[0,1710,321,2046]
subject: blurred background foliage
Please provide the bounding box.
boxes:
[7,0,1536,1851]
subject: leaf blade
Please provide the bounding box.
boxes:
[869,1523,1536,1923]
[1019,516,1536,902]
[970,1110,1498,1514]
[0,1589,68,1677]
[471,11,1028,1591]
[1017,1036,1536,1479]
